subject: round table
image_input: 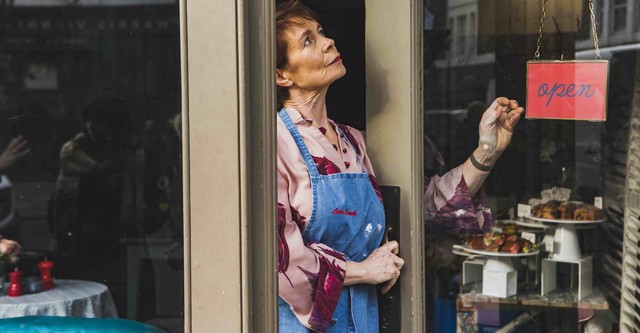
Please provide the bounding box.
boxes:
[0,279,118,318]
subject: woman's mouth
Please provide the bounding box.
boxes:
[331,56,342,64]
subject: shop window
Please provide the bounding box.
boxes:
[456,14,467,57]
[424,0,633,332]
[469,12,476,56]
[612,0,628,33]
[0,1,183,332]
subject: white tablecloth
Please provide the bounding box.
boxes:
[0,279,118,318]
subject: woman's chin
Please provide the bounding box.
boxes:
[330,67,347,83]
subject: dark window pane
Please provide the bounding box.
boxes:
[0,1,183,332]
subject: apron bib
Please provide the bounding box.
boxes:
[278,109,385,333]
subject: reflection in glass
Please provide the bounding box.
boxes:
[612,0,627,33]
[423,0,633,331]
[0,0,183,331]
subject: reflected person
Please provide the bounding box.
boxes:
[0,136,31,174]
[50,94,144,281]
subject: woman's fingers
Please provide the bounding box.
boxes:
[504,107,525,129]
[509,107,525,126]
[393,256,404,269]
[380,270,400,294]
[17,148,32,157]
[381,240,399,254]
[7,136,29,155]
[495,97,510,106]
[13,139,28,152]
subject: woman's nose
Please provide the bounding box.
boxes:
[322,37,335,52]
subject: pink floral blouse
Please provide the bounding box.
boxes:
[277,108,490,331]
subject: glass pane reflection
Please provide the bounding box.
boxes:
[0,1,183,331]
[424,0,631,332]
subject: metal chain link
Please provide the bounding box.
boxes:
[534,0,549,60]
[588,0,602,60]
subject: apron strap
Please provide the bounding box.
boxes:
[278,109,319,179]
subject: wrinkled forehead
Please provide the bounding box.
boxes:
[282,18,320,41]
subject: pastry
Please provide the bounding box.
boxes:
[467,234,489,250]
[535,200,560,219]
[501,223,520,235]
[499,235,519,253]
[558,202,578,220]
[485,234,505,252]
[516,238,535,253]
[574,204,599,221]
[466,233,537,254]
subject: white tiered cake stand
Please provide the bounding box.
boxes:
[526,216,605,300]
[455,246,539,298]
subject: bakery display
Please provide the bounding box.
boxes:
[531,201,602,221]
[466,233,537,254]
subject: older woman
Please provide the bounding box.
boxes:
[276,1,523,332]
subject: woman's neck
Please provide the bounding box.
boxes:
[283,87,331,129]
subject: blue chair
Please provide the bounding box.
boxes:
[0,316,168,333]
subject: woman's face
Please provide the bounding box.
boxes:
[277,19,346,92]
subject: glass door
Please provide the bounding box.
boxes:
[0,0,183,331]
[423,0,636,331]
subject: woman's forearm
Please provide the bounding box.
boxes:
[343,260,369,286]
[461,146,501,196]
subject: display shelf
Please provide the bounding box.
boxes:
[458,281,609,311]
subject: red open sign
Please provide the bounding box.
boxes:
[526,60,609,121]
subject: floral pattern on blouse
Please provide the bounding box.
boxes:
[298,254,346,331]
[337,124,361,156]
[278,203,293,286]
[312,155,342,175]
[277,108,378,332]
[423,166,492,235]
[368,174,383,204]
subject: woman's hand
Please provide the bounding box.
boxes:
[344,241,404,293]
[477,97,524,163]
[0,136,31,173]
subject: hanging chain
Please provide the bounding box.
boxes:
[588,0,602,60]
[534,0,549,60]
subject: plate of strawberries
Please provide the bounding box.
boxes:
[461,232,539,257]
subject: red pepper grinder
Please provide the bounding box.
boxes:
[8,268,23,297]
[38,258,55,291]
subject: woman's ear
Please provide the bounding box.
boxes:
[276,70,293,88]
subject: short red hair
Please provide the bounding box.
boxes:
[275,1,320,109]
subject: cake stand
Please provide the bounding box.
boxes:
[526,216,605,300]
[525,216,605,261]
[454,245,539,298]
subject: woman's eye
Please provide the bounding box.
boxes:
[318,29,325,36]
[304,37,313,46]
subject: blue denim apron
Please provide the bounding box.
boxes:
[278,109,386,333]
